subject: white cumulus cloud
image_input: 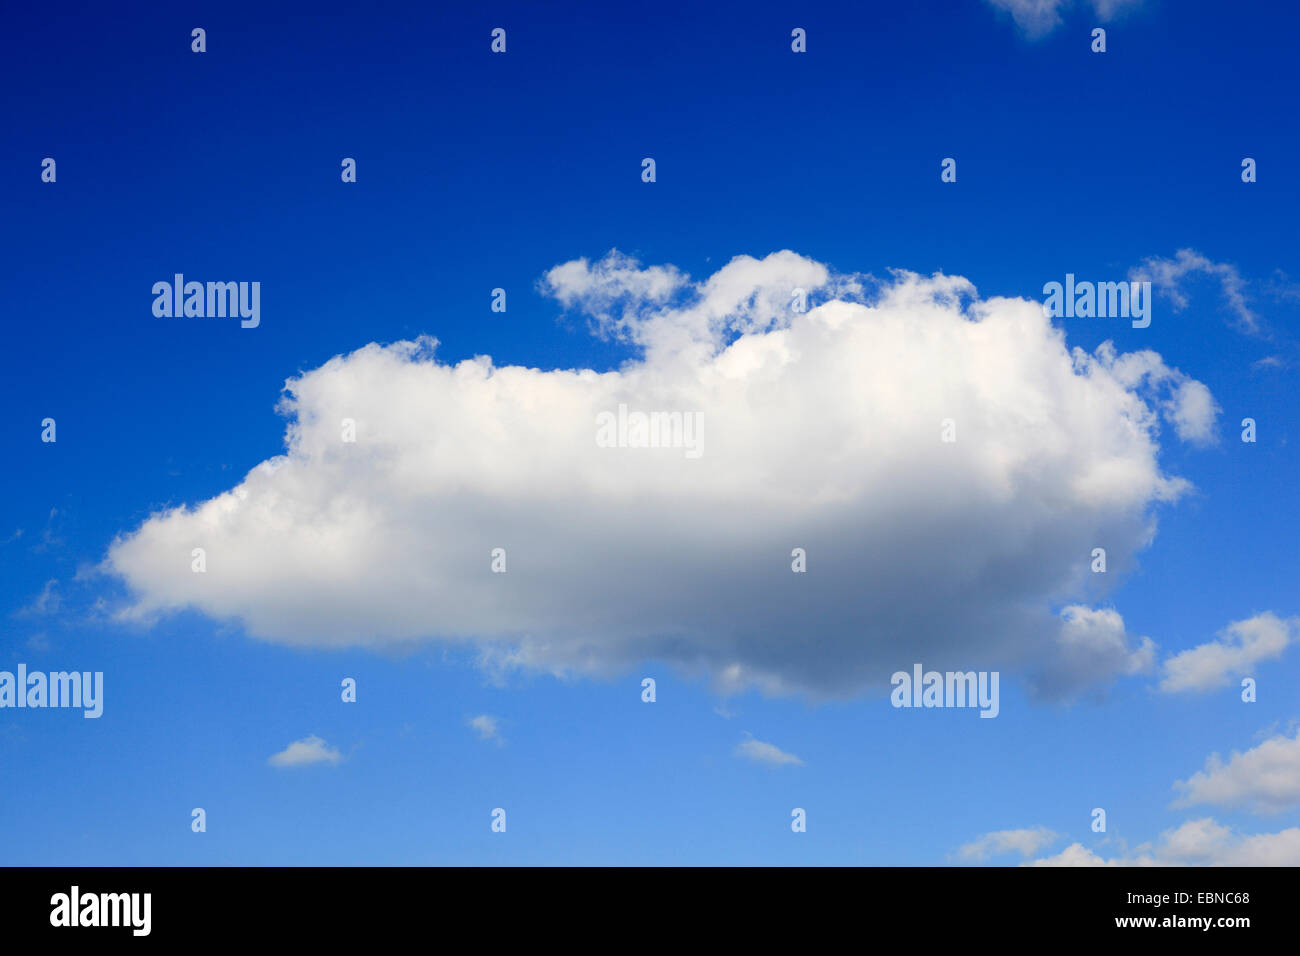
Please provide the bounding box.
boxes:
[1018,726,1300,865]
[1159,612,1296,694]
[1173,728,1300,814]
[106,251,1212,701]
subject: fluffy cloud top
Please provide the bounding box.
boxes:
[1173,728,1300,814]
[1159,612,1296,693]
[267,735,342,768]
[107,251,1212,700]
[1030,604,1155,701]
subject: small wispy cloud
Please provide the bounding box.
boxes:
[267,735,342,768]
[985,0,1142,39]
[18,579,60,617]
[735,733,803,768]
[467,714,505,746]
[957,826,1059,861]
[1252,355,1286,371]
[32,508,64,554]
[1130,249,1260,335]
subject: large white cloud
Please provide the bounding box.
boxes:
[106,251,1213,700]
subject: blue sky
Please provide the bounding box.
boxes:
[2,0,1298,865]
